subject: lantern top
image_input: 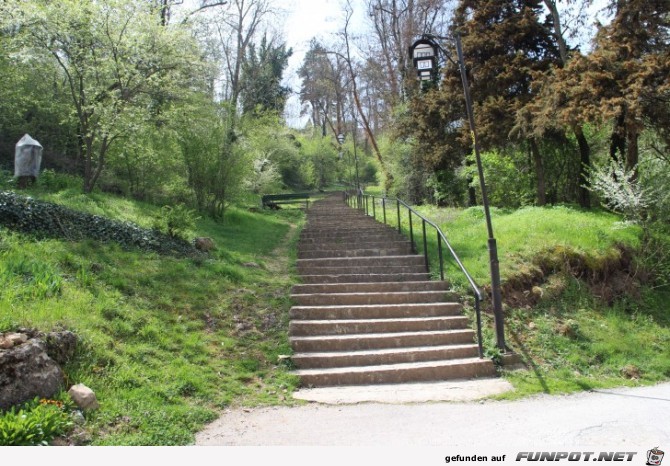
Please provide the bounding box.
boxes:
[409,38,438,60]
[16,134,42,148]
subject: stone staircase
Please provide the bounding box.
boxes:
[289,194,496,387]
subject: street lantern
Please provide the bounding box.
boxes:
[409,39,438,81]
[409,33,507,353]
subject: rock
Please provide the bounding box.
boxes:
[194,237,216,252]
[557,320,579,339]
[45,331,78,365]
[68,384,99,410]
[71,410,86,425]
[0,339,64,410]
[621,364,641,380]
[528,321,537,330]
[0,337,12,350]
[6,333,28,346]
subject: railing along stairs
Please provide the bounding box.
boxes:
[343,190,485,358]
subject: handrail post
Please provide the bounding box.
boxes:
[408,209,415,254]
[422,219,428,271]
[382,198,386,224]
[396,199,401,233]
[372,196,376,220]
[437,230,444,281]
[475,296,484,357]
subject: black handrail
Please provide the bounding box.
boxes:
[344,190,485,358]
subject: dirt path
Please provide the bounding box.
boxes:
[196,382,670,447]
[266,223,298,274]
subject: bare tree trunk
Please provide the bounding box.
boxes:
[544,0,592,208]
[530,138,546,206]
[341,2,392,189]
[626,128,639,178]
[574,124,591,208]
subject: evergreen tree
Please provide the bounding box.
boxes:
[532,0,669,174]
[407,0,560,205]
[239,34,293,116]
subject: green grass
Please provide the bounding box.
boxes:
[0,182,305,445]
[355,193,670,397]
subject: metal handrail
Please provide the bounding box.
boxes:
[344,190,485,358]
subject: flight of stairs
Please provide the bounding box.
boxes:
[289,194,496,387]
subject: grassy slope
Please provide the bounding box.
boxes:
[363,196,670,398]
[0,184,304,445]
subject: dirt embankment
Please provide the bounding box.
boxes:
[495,243,643,308]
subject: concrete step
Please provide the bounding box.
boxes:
[298,273,432,283]
[298,247,413,259]
[291,344,480,368]
[298,265,426,275]
[297,264,428,275]
[291,290,453,306]
[298,240,412,252]
[291,281,449,294]
[290,329,475,352]
[301,227,400,235]
[294,358,496,386]
[290,302,463,320]
[289,316,470,336]
[297,255,425,268]
[299,234,406,244]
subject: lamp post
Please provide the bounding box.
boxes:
[409,33,506,352]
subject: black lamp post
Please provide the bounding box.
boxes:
[409,33,506,352]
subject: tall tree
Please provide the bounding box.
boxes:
[530,0,669,177]
[338,1,391,189]
[239,34,292,115]
[298,40,349,137]
[213,0,274,110]
[541,0,593,207]
[449,0,560,205]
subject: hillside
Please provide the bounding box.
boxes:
[380,200,670,397]
[0,180,305,445]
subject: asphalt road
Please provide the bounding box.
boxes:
[195,382,670,447]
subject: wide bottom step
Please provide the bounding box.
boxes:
[294,357,496,386]
[292,344,480,368]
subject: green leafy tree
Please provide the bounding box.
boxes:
[3,0,208,192]
[171,97,249,219]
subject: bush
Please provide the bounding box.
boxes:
[587,159,649,223]
[461,149,534,208]
[154,204,199,241]
[0,397,74,446]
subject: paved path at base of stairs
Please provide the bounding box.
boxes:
[291,378,513,403]
[195,381,670,446]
